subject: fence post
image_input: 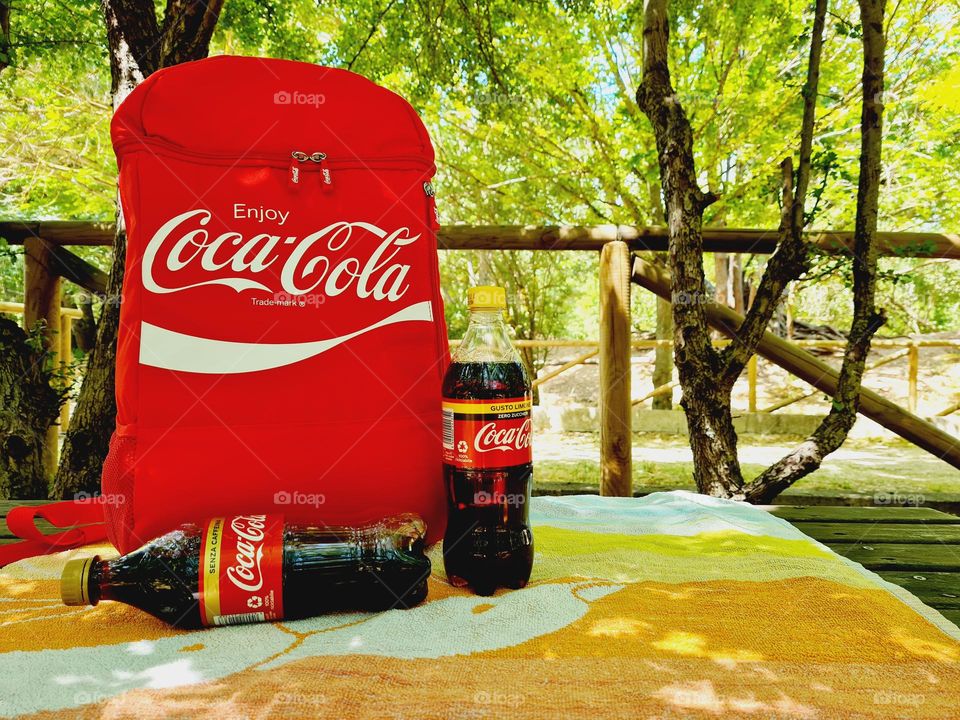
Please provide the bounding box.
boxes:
[599,241,632,496]
[23,236,62,479]
[907,343,919,413]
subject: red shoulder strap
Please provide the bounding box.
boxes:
[0,501,108,568]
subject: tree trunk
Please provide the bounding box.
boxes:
[648,182,673,411]
[636,0,829,497]
[743,0,887,502]
[636,0,742,495]
[53,0,223,498]
[0,318,63,498]
[0,2,10,72]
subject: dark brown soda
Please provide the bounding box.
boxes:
[442,360,534,596]
[82,517,431,628]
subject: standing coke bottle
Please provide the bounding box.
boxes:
[61,514,430,628]
[442,286,533,595]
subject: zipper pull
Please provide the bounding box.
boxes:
[312,152,332,192]
[289,150,308,187]
[424,181,440,230]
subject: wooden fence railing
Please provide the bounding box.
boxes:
[454,337,960,415]
[2,221,959,491]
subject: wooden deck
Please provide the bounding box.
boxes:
[2,501,958,627]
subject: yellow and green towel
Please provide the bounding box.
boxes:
[1,491,958,718]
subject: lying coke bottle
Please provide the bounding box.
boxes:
[442,286,534,595]
[61,514,430,628]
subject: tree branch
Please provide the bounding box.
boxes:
[743,0,887,503]
[636,0,720,376]
[719,0,828,386]
[102,0,160,103]
[346,0,398,71]
[159,0,224,67]
[0,2,10,73]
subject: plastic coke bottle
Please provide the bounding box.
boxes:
[61,514,430,628]
[441,285,534,595]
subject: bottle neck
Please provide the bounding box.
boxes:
[87,560,108,604]
[88,556,146,606]
[453,308,521,364]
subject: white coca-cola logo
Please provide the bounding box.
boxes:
[225,515,268,593]
[142,210,418,299]
[474,419,532,453]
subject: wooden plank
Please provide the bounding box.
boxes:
[599,241,632,496]
[0,221,116,246]
[0,500,47,512]
[799,522,960,544]
[0,501,57,540]
[878,572,960,609]
[2,221,958,258]
[0,521,60,540]
[0,301,82,319]
[761,346,910,413]
[829,543,960,571]
[48,244,109,294]
[768,505,960,524]
[0,501,96,545]
[632,257,960,472]
[533,349,598,389]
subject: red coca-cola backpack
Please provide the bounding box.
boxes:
[1,56,449,564]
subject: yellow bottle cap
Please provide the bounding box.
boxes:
[467,285,507,310]
[61,556,97,606]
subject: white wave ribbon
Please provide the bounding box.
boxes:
[139,300,434,374]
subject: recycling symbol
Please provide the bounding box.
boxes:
[457,440,468,453]
[247,596,263,609]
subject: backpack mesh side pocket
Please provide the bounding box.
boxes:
[100,431,136,551]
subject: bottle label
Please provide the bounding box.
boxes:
[442,396,532,469]
[199,514,285,627]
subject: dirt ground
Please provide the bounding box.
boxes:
[532,334,960,495]
[534,430,960,497]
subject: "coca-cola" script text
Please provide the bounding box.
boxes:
[143,210,419,300]
[225,515,268,593]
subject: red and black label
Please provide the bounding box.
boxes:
[441,396,532,469]
[199,514,285,627]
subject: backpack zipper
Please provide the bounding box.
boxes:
[290,150,332,190]
[115,136,434,188]
[423,181,439,230]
